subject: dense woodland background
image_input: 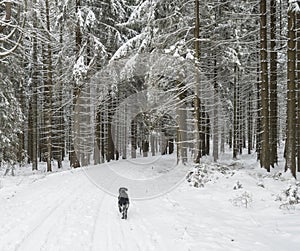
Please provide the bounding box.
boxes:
[0,0,299,178]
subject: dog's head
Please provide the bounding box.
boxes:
[119,187,128,197]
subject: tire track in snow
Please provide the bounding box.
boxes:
[89,193,108,251]
[85,165,122,251]
[86,164,170,251]
[86,164,148,251]
[12,171,96,251]
[0,173,72,240]
[14,177,86,251]
[37,179,104,251]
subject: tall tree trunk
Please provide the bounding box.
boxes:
[297,11,300,173]
[256,59,261,161]
[94,108,101,164]
[238,82,243,155]
[70,0,82,168]
[45,0,53,172]
[285,6,296,178]
[233,64,238,159]
[194,0,201,163]
[213,59,218,162]
[0,2,11,33]
[205,112,210,156]
[58,24,64,168]
[142,140,149,157]
[260,0,270,171]
[131,119,137,158]
[177,80,188,164]
[31,0,38,171]
[54,5,65,169]
[248,88,253,154]
[107,94,115,162]
[17,77,25,164]
[269,0,278,167]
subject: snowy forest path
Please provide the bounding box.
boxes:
[0,170,104,250]
[1,158,300,251]
[0,166,175,251]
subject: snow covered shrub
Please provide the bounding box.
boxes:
[277,184,300,210]
[231,191,253,208]
[186,164,210,188]
[233,181,243,190]
[187,163,236,188]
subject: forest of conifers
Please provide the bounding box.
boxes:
[0,0,299,178]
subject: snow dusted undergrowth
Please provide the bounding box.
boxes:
[0,150,300,251]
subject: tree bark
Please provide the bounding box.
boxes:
[233,64,238,159]
[194,0,201,163]
[0,2,12,33]
[248,89,253,154]
[176,80,188,164]
[45,0,53,172]
[269,0,278,167]
[297,11,300,173]
[285,7,296,178]
[213,59,218,162]
[260,0,270,171]
[70,0,82,168]
[31,0,38,171]
[131,117,137,159]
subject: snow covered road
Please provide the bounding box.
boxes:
[0,156,300,251]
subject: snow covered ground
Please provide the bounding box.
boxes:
[0,151,300,251]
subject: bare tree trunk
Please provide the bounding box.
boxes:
[233,64,238,159]
[57,22,65,168]
[5,2,11,22]
[53,3,65,168]
[121,102,127,159]
[194,0,201,163]
[94,108,101,164]
[70,0,82,168]
[44,0,53,172]
[17,75,26,164]
[256,59,261,161]
[101,110,106,162]
[270,0,278,167]
[297,11,300,173]
[205,112,210,156]
[169,138,174,154]
[150,134,155,156]
[238,82,243,155]
[0,2,11,33]
[142,140,149,157]
[31,0,38,171]
[107,94,115,162]
[213,59,218,162]
[177,80,188,164]
[248,89,253,154]
[260,0,270,171]
[285,7,296,178]
[131,119,137,158]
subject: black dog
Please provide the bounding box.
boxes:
[118,187,129,219]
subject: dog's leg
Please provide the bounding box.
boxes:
[124,204,128,219]
[120,205,125,219]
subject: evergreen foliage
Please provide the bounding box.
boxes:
[0,0,299,178]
